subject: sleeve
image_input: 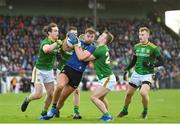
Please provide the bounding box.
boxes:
[41,40,50,48]
[86,45,96,54]
[153,47,164,67]
[154,47,161,57]
[93,48,100,58]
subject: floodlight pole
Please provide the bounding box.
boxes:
[93,0,97,30]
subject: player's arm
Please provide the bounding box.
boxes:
[74,45,93,61]
[143,54,164,68]
[43,42,58,53]
[62,37,72,51]
[43,40,62,53]
[125,54,137,71]
[154,54,164,67]
[143,47,164,68]
[83,54,96,61]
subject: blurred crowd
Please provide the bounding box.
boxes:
[0,15,179,88]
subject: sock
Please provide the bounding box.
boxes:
[122,106,128,113]
[74,105,79,114]
[26,96,31,102]
[52,103,57,108]
[42,108,48,113]
[103,112,110,116]
[143,107,148,113]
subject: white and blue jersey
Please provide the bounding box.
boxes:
[67,40,96,72]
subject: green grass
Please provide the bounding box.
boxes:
[0,89,180,123]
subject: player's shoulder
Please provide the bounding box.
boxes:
[147,41,158,49]
[134,43,141,47]
[96,45,108,52]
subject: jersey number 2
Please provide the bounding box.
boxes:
[105,52,110,64]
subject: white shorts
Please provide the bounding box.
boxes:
[129,71,153,87]
[31,67,55,84]
[98,74,117,90]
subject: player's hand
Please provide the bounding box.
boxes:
[67,32,78,45]
[56,40,63,47]
[143,61,154,68]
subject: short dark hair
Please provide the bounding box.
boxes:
[42,22,57,36]
[67,26,77,31]
[85,27,96,35]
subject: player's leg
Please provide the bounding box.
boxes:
[72,88,82,119]
[57,84,75,110]
[117,71,140,117]
[90,85,112,122]
[21,82,43,112]
[39,73,69,120]
[140,81,150,119]
[117,83,137,117]
[53,73,69,108]
[21,67,44,112]
[91,85,109,113]
[45,73,69,118]
[41,82,54,116]
[53,71,68,117]
[102,97,109,111]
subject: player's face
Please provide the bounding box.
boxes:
[97,33,107,43]
[49,26,59,41]
[84,32,95,44]
[139,31,149,43]
[69,30,78,37]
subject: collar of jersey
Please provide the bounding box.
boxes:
[140,41,149,46]
[48,36,56,42]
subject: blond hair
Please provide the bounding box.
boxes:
[139,27,150,34]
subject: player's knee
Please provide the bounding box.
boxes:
[126,92,133,98]
[34,93,43,99]
[140,91,148,98]
[90,95,97,102]
[56,84,64,90]
[47,92,53,98]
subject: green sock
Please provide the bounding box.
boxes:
[42,108,47,113]
[143,107,148,113]
[74,105,79,114]
[52,103,57,108]
[122,106,128,113]
[103,112,110,116]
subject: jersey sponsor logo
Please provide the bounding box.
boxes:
[79,66,82,70]
[136,53,150,57]
[136,48,150,57]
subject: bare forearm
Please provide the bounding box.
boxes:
[74,45,85,61]
[43,42,58,53]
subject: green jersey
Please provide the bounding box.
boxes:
[57,49,72,71]
[134,41,161,75]
[35,37,57,70]
[93,45,113,80]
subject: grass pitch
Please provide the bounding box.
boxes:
[0,89,179,123]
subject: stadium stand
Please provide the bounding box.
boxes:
[0,15,179,91]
